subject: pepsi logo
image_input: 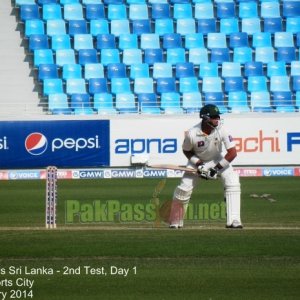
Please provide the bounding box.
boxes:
[25,132,48,155]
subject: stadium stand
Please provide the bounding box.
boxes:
[6,0,300,115]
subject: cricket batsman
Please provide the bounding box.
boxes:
[169,104,243,229]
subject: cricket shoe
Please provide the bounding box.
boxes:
[226,220,243,229]
[169,224,183,229]
[169,220,183,229]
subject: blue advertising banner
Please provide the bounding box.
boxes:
[0,120,110,168]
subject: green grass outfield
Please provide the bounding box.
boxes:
[0,177,299,299]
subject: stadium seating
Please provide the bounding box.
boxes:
[16,0,300,115]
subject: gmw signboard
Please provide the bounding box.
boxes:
[0,120,110,168]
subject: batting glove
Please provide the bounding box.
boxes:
[206,167,218,180]
[197,164,210,179]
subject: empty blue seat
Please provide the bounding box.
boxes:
[74,34,93,50]
[107,63,127,78]
[38,64,58,81]
[29,34,49,51]
[224,77,244,92]
[71,93,91,108]
[64,3,84,20]
[239,1,258,18]
[85,4,105,20]
[89,78,108,94]
[101,49,120,66]
[270,76,290,92]
[217,2,235,19]
[132,20,151,35]
[228,91,250,113]
[222,62,241,77]
[160,93,183,114]
[185,33,204,49]
[129,4,149,20]
[103,0,124,4]
[207,33,227,49]
[51,34,71,50]
[108,4,127,20]
[272,91,295,112]
[197,19,216,34]
[119,34,138,50]
[123,49,143,65]
[62,63,82,80]
[267,62,287,77]
[157,78,177,93]
[20,4,39,21]
[60,0,80,4]
[274,32,294,48]
[94,93,117,115]
[233,47,252,63]
[66,78,87,94]
[144,49,164,64]
[286,17,300,34]
[241,18,261,35]
[134,78,154,94]
[138,93,161,114]
[78,49,98,65]
[247,76,268,92]
[220,18,239,35]
[250,91,273,112]
[155,19,174,35]
[277,47,296,63]
[283,1,300,18]
[292,76,300,91]
[263,18,282,33]
[153,63,173,78]
[38,0,59,3]
[163,33,182,49]
[43,78,63,96]
[176,19,196,35]
[166,48,186,64]
[110,19,130,36]
[175,62,195,78]
[16,0,36,5]
[204,92,227,113]
[255,47,275,64]
[96,34,116,49]
[179,77,199,93]
[244,61,263,77]
[43,4,62,20]
[34,49,54,67]
[211,48,230,64]
[229,32,249,48]
[90,19,109,36]
[252,32,272,48]
[188,48,208,64]
[182,92,202,113]
[199,62,218,78]
[291,61,300,76]
[152,3,170,19]
[173,3,192,19]
[115,93,138,113]
[68,20,88,36]
[48,93,70,113]
[73,107,94,115]
[140,34,160,49]
[194,3,214,19]
[202,77,222,93]
[130,63,149,79]
[25,19,45,37]
[111,77,131,94]
[261,1,280,18]
[84,63,104,79]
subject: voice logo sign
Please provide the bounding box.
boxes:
[25,132,48,155]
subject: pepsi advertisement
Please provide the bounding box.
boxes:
[0,120,110,168]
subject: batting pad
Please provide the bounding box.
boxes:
[169,200,184,227]
[225,188,241,226]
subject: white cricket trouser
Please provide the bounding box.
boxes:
[172,164,241,226]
